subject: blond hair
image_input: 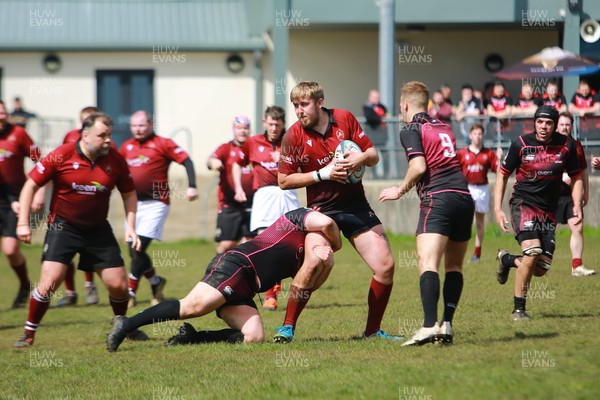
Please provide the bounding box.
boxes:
[290,81,324,103]
[400,81,429,110]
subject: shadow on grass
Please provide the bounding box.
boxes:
[538,311,600,319]
[480,331,560,344]
[305,302,363,310]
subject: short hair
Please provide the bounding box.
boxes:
[470,123,485,133]
[131,110,153,124]
[82,112,113,131]
[579,79,589,87]
[400,81,429,109]
[290,81,324,103]
[0,100,5,108]
[461,84,474,91]
[80,106,100,120]
[558,111,574,124]
[546,80,558,88]
[264,105,285,122]
[493,82,505,88]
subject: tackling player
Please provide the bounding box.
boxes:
[106,208,341,352]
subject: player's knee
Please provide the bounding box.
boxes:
[534,259,551,276]
[522,246,543,257]
[242,329,264,343]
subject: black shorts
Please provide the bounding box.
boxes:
[510,199,556,259]
[42,219,125,271]
[416,192,474,242]
[556,195,576,225]
[0,200,18,238]
[215,206,253,242]
[201,252,258,317]
[324,208,382,239]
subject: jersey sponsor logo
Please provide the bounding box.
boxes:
[223,286,233,296]
[71,181,107,194]
[359,131,365,138]
[0,149,14,160]
[259,160,278,170]
[127,155,150,167]
[336,130,344,140]
[317,154,333,166]
[467,163,483,172]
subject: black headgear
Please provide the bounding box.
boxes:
[534,105,559,126]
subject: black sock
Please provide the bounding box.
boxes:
[442,271,463,323]
[126,300,181,332]
[514,296,526,311]
[194,329,244,343]
[501,253,519,269]
[420,271,440,328]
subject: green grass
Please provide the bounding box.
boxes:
[1,228,600,400]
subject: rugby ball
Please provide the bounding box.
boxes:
[334,140,365,184]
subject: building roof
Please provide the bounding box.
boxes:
[0,0,265,51]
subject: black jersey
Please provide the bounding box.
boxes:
[501,132,581,212]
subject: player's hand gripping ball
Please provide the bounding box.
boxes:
[334,140,365,184]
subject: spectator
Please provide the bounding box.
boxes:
[362,89,387,130]
[486,82,513,119]
[569,80,600,117]
[441,83,453,106]
[428,90,453,124]
[512,82,541,117]
[10,97,37,128]
[455,84,483,142]
[540,81,567,113]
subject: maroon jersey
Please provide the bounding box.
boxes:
[0,124,41,196]
[488,95,513,112]
[540,93,567,110]
[400,113,469,200]
[119,134,190,205]
[457,147,498,185]
[280,108,373,212]
[63,129,117,149]
[237,133,281,190]
[571,92,596,109]
[29,142,134,229]
[501,133,581,213]
[210,141,253,210]
[560,139,587,197]
[229,208,312,291]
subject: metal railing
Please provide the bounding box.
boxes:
[357,114,600,180]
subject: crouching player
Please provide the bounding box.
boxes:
[106,208,341,351]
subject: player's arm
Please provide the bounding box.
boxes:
[278,158,348,189]
[493,172,510,233]
[232,162,247,202]
[31,184,46,212]
[304,211,342,252]
[379,155,426,202]
[207,156,223,171]
[582,168,589,207]
[15,178,41,244]
[570,174,584,225]
[181,158,198,201]
[121,190,141,251]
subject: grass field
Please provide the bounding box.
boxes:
[1,226,599,400]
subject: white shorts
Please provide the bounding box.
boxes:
[468,184,490,214]
[129,200,170,240]
[250,186,300,232]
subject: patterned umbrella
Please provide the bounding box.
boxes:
[494,46,600,80]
